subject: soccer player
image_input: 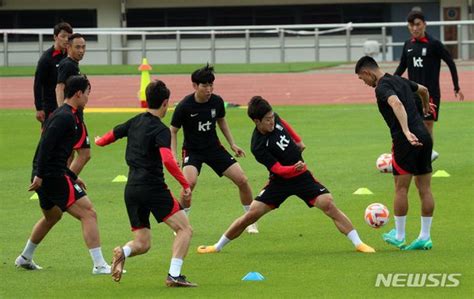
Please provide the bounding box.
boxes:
[56,33,90,176]
[33,22,72,124]
[95,80,197,287]
[170,64,258,233]
[56,33,86,106]
[16,75,111,274]
[394,10,464,161]
[197,96,375,254]
[356,56,435,250]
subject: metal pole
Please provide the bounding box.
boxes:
[279,28,285,63]
[314,28,319,62]
[245,29,250,64]
[210,30,215,64]
[345,25,351,62]
[107,34,112,65]
[457,24,462,59]
[176,31,181,64]
[3,32,8,67]
[38,34,43,56]
[382,26,387,62]
[141,34,146,59]
[121,0,128,64]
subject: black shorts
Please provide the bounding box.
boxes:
[124,184,182,230]
[73,122,91,150]
[424,95,440,121]
[255,171,330,209]
[36,174,87,211]
[392,134,433,176]
[182,146,237,177]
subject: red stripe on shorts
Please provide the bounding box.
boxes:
[64,175,76,208]
[163,198,181,222]
[391,146,410,175]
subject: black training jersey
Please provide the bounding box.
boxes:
[57,57,80,84]
[170,93,225,151]
[113,112,171,186]
[251,113,303,180]
[375,74,428,139]
[32,104,84,178]
[394,33,460,98]
[33,46,67,112]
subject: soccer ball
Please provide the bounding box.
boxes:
[364,203,390,228]
[376,153,392,173]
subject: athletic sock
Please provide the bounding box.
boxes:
[214,235,231,251]
[395,216,406,241]
[169,258,183,277]
[89,247,107,267]
[21,239,38,260]
[419,216,433,241]
[346,230,362,247]
[122,245,132,258]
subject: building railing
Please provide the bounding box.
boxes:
[1,20,473,66]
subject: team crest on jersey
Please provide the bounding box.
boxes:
[275,123,283,131]
[211,109,216,118]
[422,48,427,56]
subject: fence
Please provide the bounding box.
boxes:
[1,20,473,66]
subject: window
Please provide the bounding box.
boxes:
[0,10,97,42]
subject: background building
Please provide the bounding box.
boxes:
[0,0,472,65]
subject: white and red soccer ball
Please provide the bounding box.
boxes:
[376,153,392,173]
[364,203,390,228]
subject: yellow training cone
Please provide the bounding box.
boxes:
[138,58,152,108]
[432,170,450,177]
[353,188,374,195]
[112,175,128,182]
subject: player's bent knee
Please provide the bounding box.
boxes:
[234,175,249,187]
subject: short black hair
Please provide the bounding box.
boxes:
[247,96,272,121]
[53,22,73,36]
[355,56,379,74]
[68,33,85,43]
[64,75,91,99]
[407,10,425,24]
[146,80,170,109]
[191,63,215,84]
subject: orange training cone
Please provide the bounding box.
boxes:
[138,58,152,108]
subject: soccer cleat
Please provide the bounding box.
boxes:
[382,229,406,249]
[92,264,111,275]
[403,238,433,250]
[197,245,219,254]
[15,255,43,270]
[246,223,259,234]
[165,274,198,287]
[356,243,376,253]
[111,246,126,282]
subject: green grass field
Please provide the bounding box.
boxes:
[1,103,473,298]
[0,62,342,77]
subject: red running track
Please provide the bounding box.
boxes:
[0,71,471,108]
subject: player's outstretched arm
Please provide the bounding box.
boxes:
[95,130,117,147]
[217,118,245,157]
